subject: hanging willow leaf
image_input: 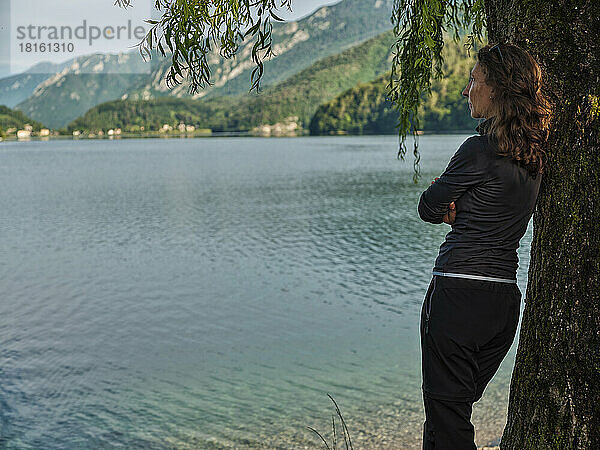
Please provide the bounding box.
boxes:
[387,0,486,182]
[116,0,487,181]
[117,0,292,94]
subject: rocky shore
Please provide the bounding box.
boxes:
[186,391,508,449]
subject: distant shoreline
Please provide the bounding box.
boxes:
[1,129,478,142]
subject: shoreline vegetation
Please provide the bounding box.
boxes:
[0,130,482,142]
[0,126,481,142]
[2,32,483,141]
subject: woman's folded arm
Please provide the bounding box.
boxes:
[417,136,489,224]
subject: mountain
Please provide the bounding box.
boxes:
[127,0,395,100]
[12,0,394,129]
[0,61,73,108]
[67,30,397,133]
[14,52,153,129]
[309,36,486,134]
[68,31,482,136]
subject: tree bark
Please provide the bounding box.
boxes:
[482,0,600,448]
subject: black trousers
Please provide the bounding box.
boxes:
[419,275,521,449]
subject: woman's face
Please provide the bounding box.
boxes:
[462,62,495,119]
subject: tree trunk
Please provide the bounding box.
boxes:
[482,0,600,448]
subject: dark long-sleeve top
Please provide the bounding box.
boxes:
[418,117,542,280]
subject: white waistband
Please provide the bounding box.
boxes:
[432,271,517,284]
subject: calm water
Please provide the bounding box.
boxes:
[0,136,532,449]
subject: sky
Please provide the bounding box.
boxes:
[279,0,342,21]
[0,0,343,77]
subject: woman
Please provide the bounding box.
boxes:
[417,42,553,449]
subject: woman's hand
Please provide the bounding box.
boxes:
[442,202,456,225]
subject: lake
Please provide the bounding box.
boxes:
[0,135,532,449]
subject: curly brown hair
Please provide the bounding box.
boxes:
[478,43,554,177]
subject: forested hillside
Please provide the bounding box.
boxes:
[10,0,394,129]
[310,39,485,134]
[126,0,395,101]
[69,32,482,135]
[0,105,46,132]
[67,30,397,133]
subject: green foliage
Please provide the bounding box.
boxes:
[388,0,487,181]
[125,0,395,102]
[67,31,397,133]
[310,74,399,135]
[17,1,393,129]
[310,35,484,135]
[66,97,227,133]
[67,31,489,137]
[117,0,292,93]
[0,104,46,131]
[114,0,489,181]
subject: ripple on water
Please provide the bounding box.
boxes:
[0,136,529,447]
